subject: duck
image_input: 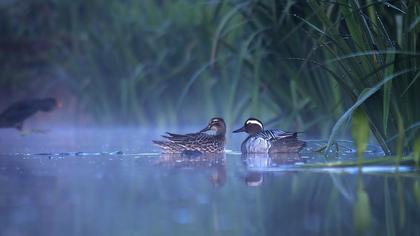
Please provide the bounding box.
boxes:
[233,118,305,153]
[0,98,60,130]
[153,117,226,154]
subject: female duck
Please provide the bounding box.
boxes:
[153,117,226,153]
[233,118,305,153]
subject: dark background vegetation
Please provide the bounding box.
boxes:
[0,0,419,154]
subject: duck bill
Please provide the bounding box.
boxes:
[232,126,245,133]
[199,126,211,133]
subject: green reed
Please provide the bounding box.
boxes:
[1,0,419,156]
[215,0,420,155]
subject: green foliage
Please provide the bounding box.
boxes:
[414,181,420,206]
[413,138,420,167]
[1,0,419,155]
[352,108,369,162]
[396,112,405,166]
[221,0,420,154]
[302,155,417,168]
[353,181,371,233]
[0,0,243,126]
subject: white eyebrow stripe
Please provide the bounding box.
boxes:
[246,120,263,128]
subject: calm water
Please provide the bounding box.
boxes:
[0,128,419,236]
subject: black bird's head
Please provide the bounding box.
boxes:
[38,98,59,112]
[233,118,264,136]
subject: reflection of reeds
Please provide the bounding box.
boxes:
[353,173,371,233]
[1,1,419,156]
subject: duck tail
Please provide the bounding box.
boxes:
[292,131,305,138]
[152,140,171,149]
[153,140,183,153]
[166,132,184,137]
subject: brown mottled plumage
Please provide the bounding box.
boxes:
[153,117,226,153]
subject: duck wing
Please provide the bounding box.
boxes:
[153,133,224,153]
[163,132,209,143]
[261,129,305,153]
[256,129,297,141]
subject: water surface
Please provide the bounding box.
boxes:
[0,128,419,236]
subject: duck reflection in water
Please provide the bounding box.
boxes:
[155,152,226,187]
[242,153,306,187]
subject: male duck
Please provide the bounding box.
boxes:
[233,118,305,153]
[153,117,226,153]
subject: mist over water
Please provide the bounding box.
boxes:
[1,129,419,235]
[1,0,419,235]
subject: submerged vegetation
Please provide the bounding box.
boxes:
[0,0,419,155]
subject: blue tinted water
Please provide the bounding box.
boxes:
[0,128,419,235]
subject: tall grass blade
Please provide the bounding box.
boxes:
[352,108,369,165]
[326,69,415,153]
[396,111,405,167]
[413,138,420,168]
[383,49,395,136]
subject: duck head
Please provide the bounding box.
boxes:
[233,118,264,136]
[199,117,226,136]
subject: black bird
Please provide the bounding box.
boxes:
[0,98,59,130]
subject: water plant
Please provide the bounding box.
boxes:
[1,0,419,156]
[214,0,420,155]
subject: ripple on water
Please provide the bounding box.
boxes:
[6,139,413,175]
